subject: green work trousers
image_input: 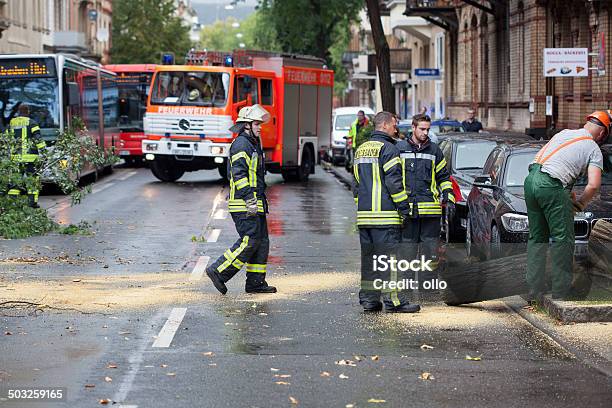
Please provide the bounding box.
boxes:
[524,164,574,298]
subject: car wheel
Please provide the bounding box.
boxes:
[466,216,486,261]
[490,224,502,259]
[465,217,473,258]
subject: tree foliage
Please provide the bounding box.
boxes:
[0,119,117,238]
[111,0,192,64]
[255,0,362,62]
[199,13,280,52]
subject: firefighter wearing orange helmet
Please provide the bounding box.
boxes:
[524,110,609,301]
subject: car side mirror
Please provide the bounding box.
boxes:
[473,175,493,187]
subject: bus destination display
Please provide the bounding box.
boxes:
[0,58,56,78]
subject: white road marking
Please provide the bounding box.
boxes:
[117,405,138,408]
[206,229,221,243]
[189,256,210,281]
[214,209,227,219]
[113,310,165,405]
[92,181,115,194]
[208,190,225,221]
[118,170,137,181]
[152,308,187,348]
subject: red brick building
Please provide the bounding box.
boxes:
[407,0,611,136]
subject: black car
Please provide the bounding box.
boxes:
[466,142,612,260]
[438,133,531,242]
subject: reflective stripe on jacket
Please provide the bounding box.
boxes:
[353,132,411,227]
[228,131,267,213]
[396,138,454,217]
[9,116,45,163]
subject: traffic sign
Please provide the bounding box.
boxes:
[413,68,441,80]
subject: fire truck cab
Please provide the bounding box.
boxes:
[142,50,333,182]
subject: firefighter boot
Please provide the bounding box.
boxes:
[385,303,421,313]
[206,266,228,295]
[245,272,277,293]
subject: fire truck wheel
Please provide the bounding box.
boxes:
[217,163,229,182]
[296,146,314,181]
[150,160,185,182]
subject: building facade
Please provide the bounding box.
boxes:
[0,0,112,63]
[409,0,612,135]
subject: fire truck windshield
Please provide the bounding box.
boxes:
[151,71,230,107]
[0,77,60,139]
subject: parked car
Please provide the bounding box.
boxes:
[329,106,375,165]
[466,142,612,260]
[397,119,464,145]
[438,133,511,241]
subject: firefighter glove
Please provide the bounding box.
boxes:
[246,196,258,216]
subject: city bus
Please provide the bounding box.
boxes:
[104,64,156,165]
[0,53,119,179]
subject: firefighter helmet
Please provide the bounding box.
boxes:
[188,89,200,101]
[236,104,271,124]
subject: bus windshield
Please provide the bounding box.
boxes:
[117,72,151,130]
[150,71,230,107]
[0,77,60,140]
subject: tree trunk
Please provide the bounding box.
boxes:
[365,0,394,114]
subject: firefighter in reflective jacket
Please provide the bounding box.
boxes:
[353,111,420,313]
[397,114,454,288]
[206,104,276,294]
[6,104,46,208]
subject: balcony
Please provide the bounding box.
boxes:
[51,31,88,54]
[404,0,458,30]
[405,0,455,15]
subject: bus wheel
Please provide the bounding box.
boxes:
[150,160,184,182]
[296,146,314,182]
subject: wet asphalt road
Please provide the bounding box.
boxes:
[0,166,611,407]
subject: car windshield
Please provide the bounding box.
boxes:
[150,71,230,107]
[432,124,464,133]
[335,114,357,130]
[117,72,152,130]
[454,140,498,170]
[505,152,537,187]
[0,77,60,140]
[576,150,612,185]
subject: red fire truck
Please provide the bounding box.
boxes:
[142,50,333,182]
[104,64,156,165]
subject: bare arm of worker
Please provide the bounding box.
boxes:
[577,165,602,208]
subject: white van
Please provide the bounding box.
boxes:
[330,106,375,164]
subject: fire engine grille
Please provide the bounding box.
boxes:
[144,113,234,137]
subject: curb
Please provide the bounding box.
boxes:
[505,296,612,377]
[322,161,353,190]
[540,295,612,323]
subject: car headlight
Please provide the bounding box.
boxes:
[211,146,225,155]
[501,213,529,232]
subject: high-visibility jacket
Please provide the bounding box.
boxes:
[228,131,267,214]
[353,131,411,227]
[9,116,45,163]
[348,118,370,144]
[396,138,454,217]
